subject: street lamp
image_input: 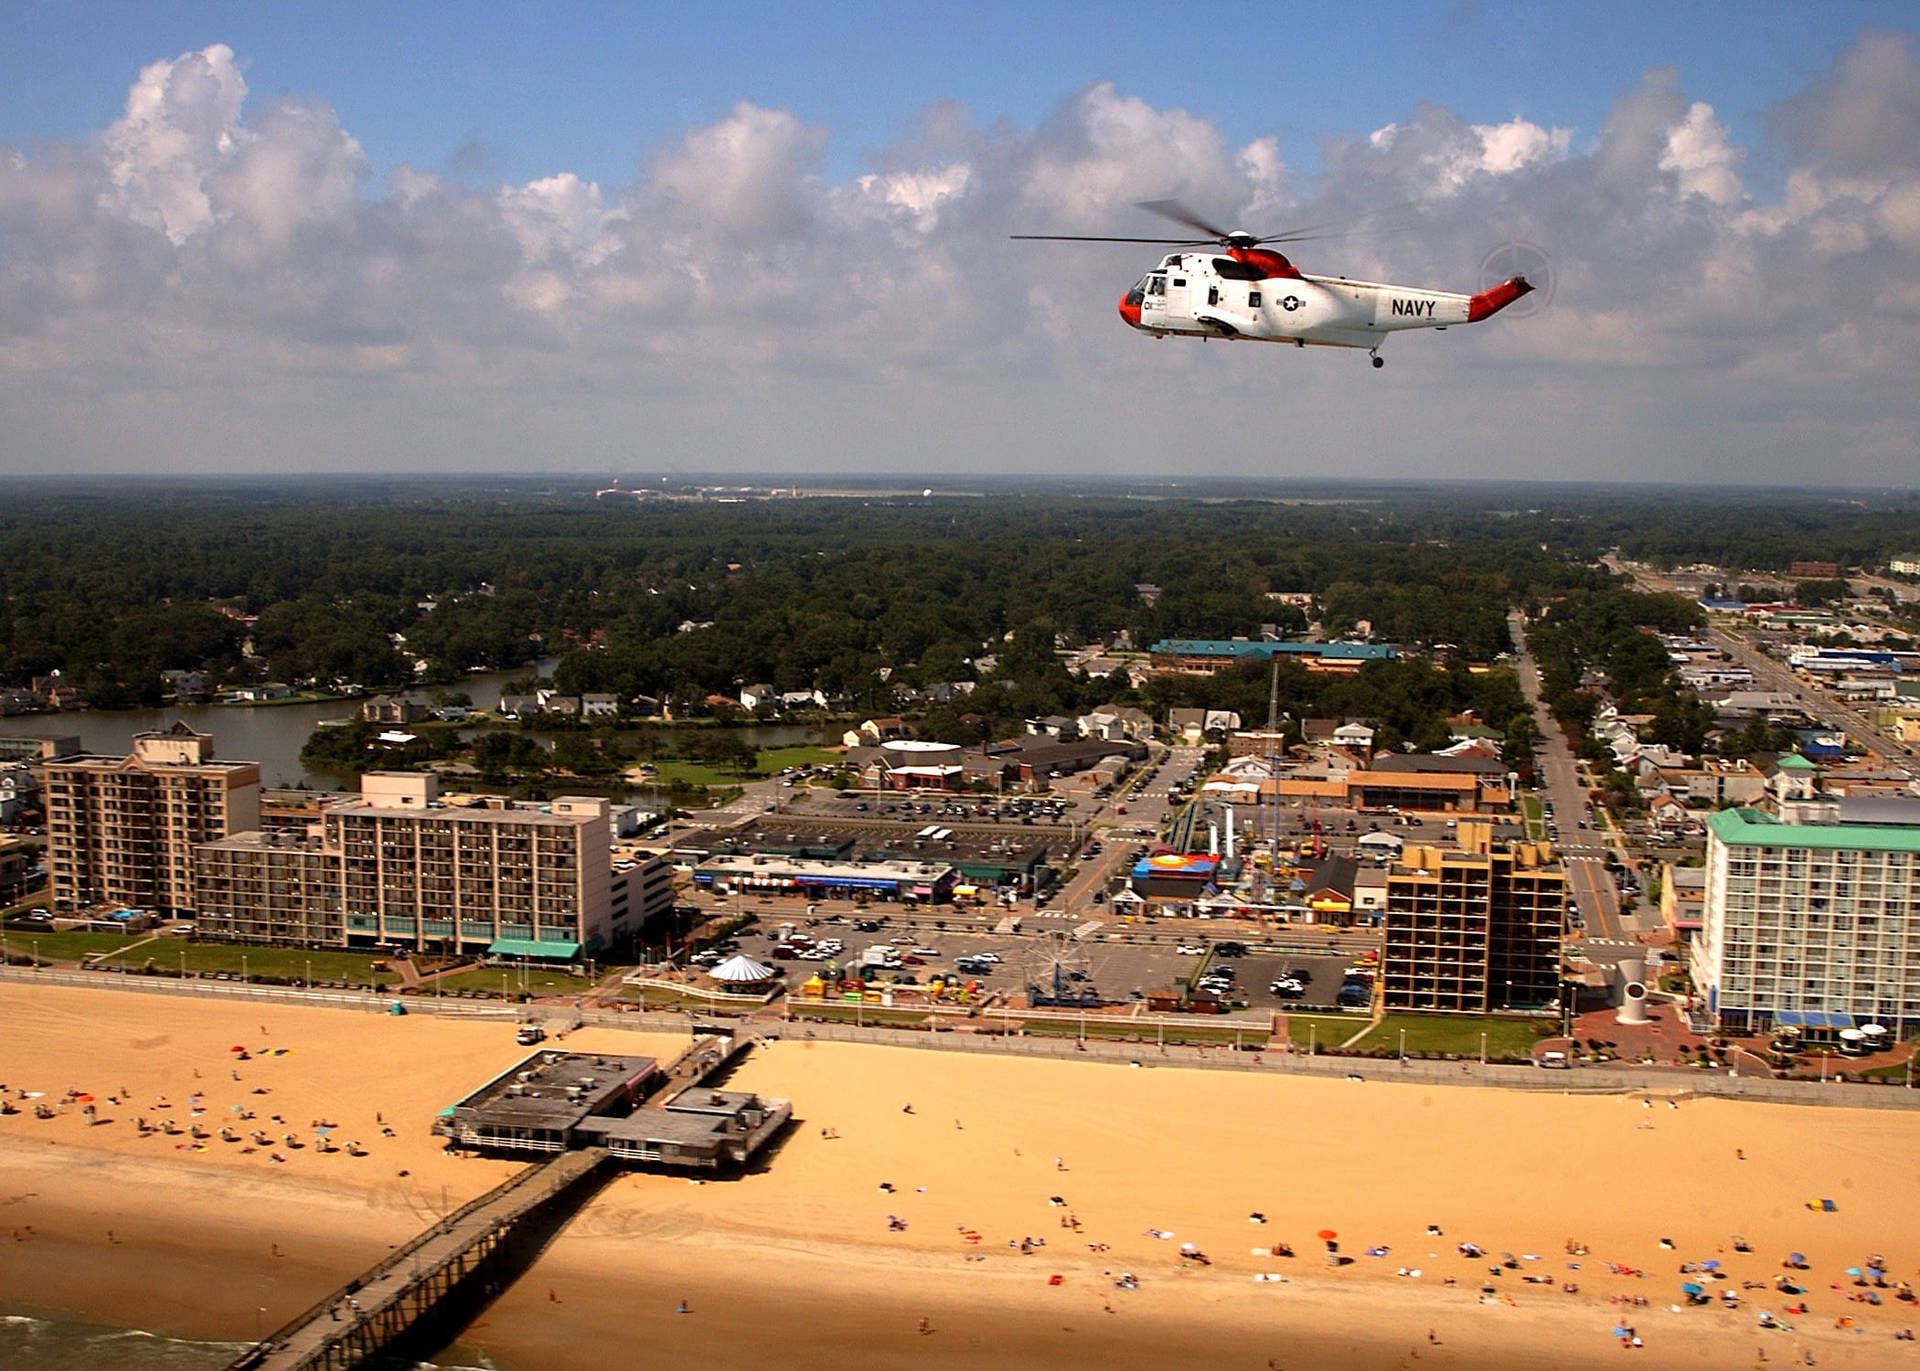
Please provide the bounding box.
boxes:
[304,959,311,990]
[241,953,248,984]
[1480,1031,1487,1066]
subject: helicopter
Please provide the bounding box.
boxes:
[1013,200,1540,367]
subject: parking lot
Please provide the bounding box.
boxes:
[781,789,1086,828]
[698,910,1373,1014]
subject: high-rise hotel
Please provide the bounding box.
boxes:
[46,723,260,914]
[1693,798,1920,1033]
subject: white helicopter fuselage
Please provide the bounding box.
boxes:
[1119,250,1525,354]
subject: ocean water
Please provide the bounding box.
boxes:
[0,1307,508,1370]
[0,1311,243,1370]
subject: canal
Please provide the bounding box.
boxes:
[1,666,823,789]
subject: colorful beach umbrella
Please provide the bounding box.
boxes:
[1316,1229,1338,1240]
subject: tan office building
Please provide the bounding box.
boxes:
[194,772,639,958]
[46,723,260,914]
[1383,822,1566,1013]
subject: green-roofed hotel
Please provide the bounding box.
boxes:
[1696,797,1920,1035]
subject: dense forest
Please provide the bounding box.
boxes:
[2,478,1914,730]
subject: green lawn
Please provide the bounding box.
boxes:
[1281,1013,1368,1048]
[0,929,144,963]
[1347,1013,1550,1060]
[428,965,589,998]
[648,758,750,788]
[751,745,837,776]
[82,939,398,985]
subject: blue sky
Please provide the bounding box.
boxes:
[3,2,1919,484]
[7,2,1907,192]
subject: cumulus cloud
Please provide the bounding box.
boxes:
[1,37,1918,485]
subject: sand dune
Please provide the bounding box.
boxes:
[4,982,1919,1369]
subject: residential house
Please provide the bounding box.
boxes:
[499,694,539,720]
[363,694,428,726]
[739,684,777,711]
[581,694,621,719]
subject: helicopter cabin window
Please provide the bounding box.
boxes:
[1248,290,1262,309]
[1207,283,1219,306]
[1211,257,1268,282]
[1148,275,1166,295]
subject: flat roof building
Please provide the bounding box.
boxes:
[440,1049,792,1171]
[193,772,637,958]
[46,723,260,914]
[1150,639,1397,675]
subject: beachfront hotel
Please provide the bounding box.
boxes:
[193,772,670,959]
[1692,798,1920,1033]
[44,723,261,915]
[1382,821,1566,1013]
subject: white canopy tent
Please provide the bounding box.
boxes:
[707,954,778,984]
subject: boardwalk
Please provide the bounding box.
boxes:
[227,1147,611,1371]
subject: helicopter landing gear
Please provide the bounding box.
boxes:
[1370,352,1384,369]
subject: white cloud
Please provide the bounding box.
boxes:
[1660,101,1744,205]
[2,36,1919,486]
[101,43,249,242]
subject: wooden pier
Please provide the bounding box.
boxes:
[224,1146,613,1371]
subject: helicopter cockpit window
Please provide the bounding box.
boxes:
[1212,257,1267,282]
[1124,277,1147,308]
[1147,275,1166,296]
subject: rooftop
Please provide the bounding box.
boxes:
[1152,639,1396,661]
[1707,807,1920,854]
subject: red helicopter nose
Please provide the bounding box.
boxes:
[1118,295,1143,328]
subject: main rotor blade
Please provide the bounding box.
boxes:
[1010,234,1207,244]
[1137,198,1232,240]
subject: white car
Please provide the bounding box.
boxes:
[973,952,1003,963]
[1176,944,1206,955]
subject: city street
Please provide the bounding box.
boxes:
[1508,609,1633,954]
[1617,559,1916,773]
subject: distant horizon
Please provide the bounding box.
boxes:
[2,472,1917,497]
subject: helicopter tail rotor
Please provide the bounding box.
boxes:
[1477,241,1555,319]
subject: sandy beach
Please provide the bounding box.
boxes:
[5,982,1920,1370]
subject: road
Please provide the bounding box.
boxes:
[1507,609,1636,958]
[1614,558,1916,774]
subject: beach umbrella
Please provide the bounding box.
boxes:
[1682,1283,1705,1296]
[1316,1230,1338,1240]
[230,1045,246,1052]
[1845,1267,1862,1277]
[1787,1252,1806,1266]
[1702,1260,1720,1270]
[1612,1325,1631,1338]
